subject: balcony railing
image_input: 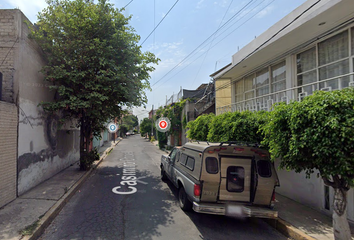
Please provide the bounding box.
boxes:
[216,72,354,115]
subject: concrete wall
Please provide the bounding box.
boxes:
[4,10,80,195]
[0,102,18,207]
[215,79,231,115]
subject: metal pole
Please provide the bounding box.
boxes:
[151,105,154,137]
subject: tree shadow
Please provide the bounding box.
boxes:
[41,167,178,240]
[162,178,286,240]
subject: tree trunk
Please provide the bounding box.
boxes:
[332,188,351,240]
[79,115,86,170]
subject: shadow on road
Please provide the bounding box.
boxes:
[162,178,287,240]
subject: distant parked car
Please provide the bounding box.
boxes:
[126,132,131,136]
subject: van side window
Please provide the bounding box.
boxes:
[180,154,187,165]
[206,157,218,174]
[186,156,195,171]
[257,160,272,178]
[227,166,244,192]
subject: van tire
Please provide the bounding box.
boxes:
[178,187,192,211]
[161,168,167,181]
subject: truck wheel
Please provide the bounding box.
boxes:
[178,186,192,211]
[161,168,167,181]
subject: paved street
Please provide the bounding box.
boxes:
[39,135,288,240]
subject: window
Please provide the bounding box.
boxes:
[179,154,195,170]
[180,154,187,165]
[351,27,354,56]
[318,30,349,89]
[318,31,348,65]
[186,156,195,171]
[297,47,317,95]
[271,61,286,93]
[255,68,269,97]
[0,72,2,101]
[206,157,218,174]
[227,166,245,192]
[235,80,244,103]
[170,148,178,162]
[257,160,272,178]
[296,29,353,95]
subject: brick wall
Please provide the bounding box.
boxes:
[0,101,18,207]
[0,10,17,104]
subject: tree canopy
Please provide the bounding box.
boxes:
[262,88,354,187]
[30,0,159,168]
[140,117,152,137]
[261,88,354,239]
[122,114,139,130]
[186,110,267,143]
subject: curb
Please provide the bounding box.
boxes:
[263,218,316,240]
[23,139,121,240]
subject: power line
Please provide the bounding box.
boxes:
[123,0,133,9]
[190,0,235,88]
[212,0,323,94]
[140,0,180,46]
[153,0,269,90]
[151,0,257,88]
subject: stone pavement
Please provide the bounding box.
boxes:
[0,137,353,240]
[0,139,121,240]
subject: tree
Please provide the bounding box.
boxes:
[30,0,159,169]
[207,110,268,143]
[262,88,354,240]
[140,117,152,138]
[122,114,139,130]
[119,124,128,137]
[155,100,186,147]
[186,113,214,141]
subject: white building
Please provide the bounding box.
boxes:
[212,0,354,222]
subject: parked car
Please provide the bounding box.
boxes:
[160,141,280,218]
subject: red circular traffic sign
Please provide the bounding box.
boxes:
[159,120,168,129]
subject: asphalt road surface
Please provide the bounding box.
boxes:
[39,135,288,240]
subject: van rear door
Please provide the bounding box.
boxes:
[219,157,252,202]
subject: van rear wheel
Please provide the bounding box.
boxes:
[178,187,192,211]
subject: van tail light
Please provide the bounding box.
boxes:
[194,184,201,197]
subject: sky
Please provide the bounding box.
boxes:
[1,0,308,122]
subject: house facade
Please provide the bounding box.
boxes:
[0,9,79,207]
[212,0,354,222]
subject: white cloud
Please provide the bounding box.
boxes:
[256,6,274,18]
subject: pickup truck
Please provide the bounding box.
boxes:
[160,141,279,218]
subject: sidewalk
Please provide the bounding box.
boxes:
[0,139,121,240]
[268,193,354,240]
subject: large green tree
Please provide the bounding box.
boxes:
[31,0,159,169]
[140,117,152,138]
[262,88,354,240]
[122,114,139,130]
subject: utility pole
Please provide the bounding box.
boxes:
[151,105,154,137]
